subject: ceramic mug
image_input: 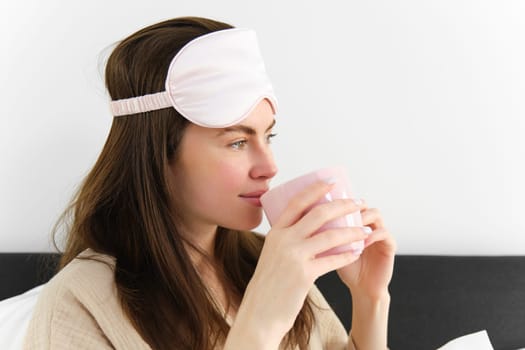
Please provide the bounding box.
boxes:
[260,166,364,256]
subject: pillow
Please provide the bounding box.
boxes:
[0,285,44,350]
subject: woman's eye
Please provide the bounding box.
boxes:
[266,133,277,143]
[230,139,247,149]
[229,133,277,149]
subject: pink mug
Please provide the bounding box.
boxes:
[260,166,364,256]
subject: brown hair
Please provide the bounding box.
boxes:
[53,16,315,349]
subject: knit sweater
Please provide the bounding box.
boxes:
[24,249,355,349]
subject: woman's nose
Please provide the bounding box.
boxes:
[249,146,278,180]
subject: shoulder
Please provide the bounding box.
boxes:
[24,250,136,349]
[44,249,116,303]
[25,249,150,349]
[29,248,117,322]
[59,249,116,285]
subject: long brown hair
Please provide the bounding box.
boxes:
[54,17,314,349]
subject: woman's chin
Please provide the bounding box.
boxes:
[228,212,263,231]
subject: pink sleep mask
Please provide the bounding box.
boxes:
[109,28,278,128]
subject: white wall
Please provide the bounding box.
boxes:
[1,0,524,254]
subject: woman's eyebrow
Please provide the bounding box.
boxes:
[217,119,276,136]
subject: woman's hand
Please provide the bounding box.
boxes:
[225,181,368,350]
[334,200,396,349]
[336,199,396,299]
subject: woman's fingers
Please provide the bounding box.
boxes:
[310,250,361,277]
[364,227,396,251]
[302,226,368,257]
[273,181,336,228]
[272,180,369,237]
[360,207,385,229]
[293,198,362,237]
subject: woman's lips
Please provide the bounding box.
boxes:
[239,190,268,207]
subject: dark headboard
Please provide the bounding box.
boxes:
[317,255,525,350]
[0,253,59,301]
[2,254,525,350]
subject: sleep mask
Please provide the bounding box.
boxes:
[109,28,278,128]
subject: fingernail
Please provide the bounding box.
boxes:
[362,226,372,235]
[352,248,363,256]
[323,177,337,185]
[352,198,363,206]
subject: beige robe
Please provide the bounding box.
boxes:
[24,250,355,349]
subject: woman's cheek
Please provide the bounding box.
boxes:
[214,160,248,190]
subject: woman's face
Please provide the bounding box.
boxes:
[169,99,278,234]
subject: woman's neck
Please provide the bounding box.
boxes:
[178,224,239,319]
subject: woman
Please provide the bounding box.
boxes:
[24,16,396,349]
